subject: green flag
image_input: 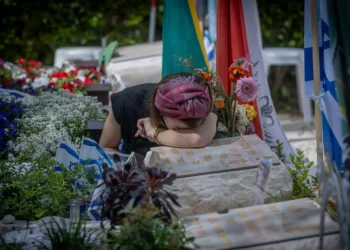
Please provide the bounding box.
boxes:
[162,0,209,77]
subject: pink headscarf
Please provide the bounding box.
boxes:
[154,75,211,119]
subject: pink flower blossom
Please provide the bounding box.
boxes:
[232,54,252,71]
[235,76,258,102]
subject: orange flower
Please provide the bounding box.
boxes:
[214,98,225,109]
[228,65,247,82]
[200,72,213,82]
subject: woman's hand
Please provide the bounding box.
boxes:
[135,117,156,142]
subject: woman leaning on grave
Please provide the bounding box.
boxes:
[99,72,218,155]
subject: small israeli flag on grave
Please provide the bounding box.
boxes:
[54,139,79,172]
[79,137,113,180]
[79,137,113,221]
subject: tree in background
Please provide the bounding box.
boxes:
[0,0,303,67]
[258,0,304,114]
[0,0,164,65]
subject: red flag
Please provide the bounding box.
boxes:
[216,0,263,139]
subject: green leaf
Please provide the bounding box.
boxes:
[34,209,45,218]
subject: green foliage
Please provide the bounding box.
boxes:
[258,0,304,48]
[0,236,23,250]
[0,0,164,65]
[38,218,102,250]
[0,152,95,221]
[288,151,317,199]
[1,0,303,68]
[258,1,304,114]
[273,140,318,201]
[214,130,233,139]
[108,209,195,250]
[275,139,285,164]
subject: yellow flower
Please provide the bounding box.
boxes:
[243,104,257,121]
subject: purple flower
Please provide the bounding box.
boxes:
[0,58,4,67]
[235,76,258,102]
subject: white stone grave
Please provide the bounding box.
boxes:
[151,135,293,217]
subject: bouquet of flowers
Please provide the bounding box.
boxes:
[180,54,258,136]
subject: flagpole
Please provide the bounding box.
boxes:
[310,0,325,249]
[311,0,323,176]
[148,0,157,43]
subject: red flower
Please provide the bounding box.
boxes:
[61,83,74,93]
[228,65,247,82]
[51,71,69,78]
[17,58,26,65]
[84,78,94,85]
[74,79,84,87]
[70,69,78,76]
[23,67,30,72]
[29,60,39,67]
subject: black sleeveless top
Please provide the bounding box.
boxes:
[110,83,218,155]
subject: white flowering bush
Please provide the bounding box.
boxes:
[8,90,105,160]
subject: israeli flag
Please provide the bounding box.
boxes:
[203,29,215,68]
[87,179,104,221]
[54,139,79,172]
[304,0,344,172]
[79,137,114,221]
[79,137,113,180]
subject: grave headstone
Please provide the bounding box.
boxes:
[149,135,292,217]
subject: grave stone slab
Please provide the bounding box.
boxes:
[170,160,292,217]
[183,198,339,250]
[151,134,280,178]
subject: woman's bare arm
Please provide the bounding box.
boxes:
[157,113,217,148]
[99,112,121,152]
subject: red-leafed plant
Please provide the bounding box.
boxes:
[100,163,180,225]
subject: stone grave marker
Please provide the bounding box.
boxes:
[183,198,339,250]
[151,134,280,178]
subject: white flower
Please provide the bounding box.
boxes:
[31,73,50,89]
[9,91,105,161]
[235,104,250,135]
